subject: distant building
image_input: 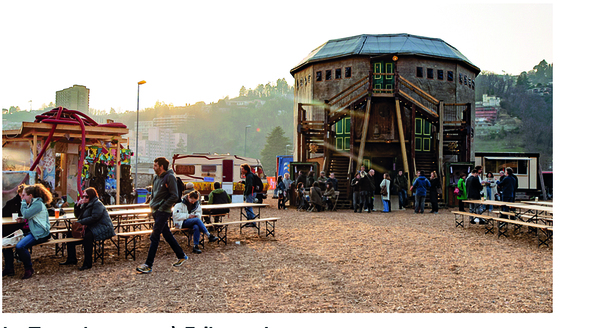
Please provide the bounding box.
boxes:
[152,113,195,130]
[475,94,501,124]
[225,96,266,107]
[56,84,89,113]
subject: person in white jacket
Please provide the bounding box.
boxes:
[172,191,217,254]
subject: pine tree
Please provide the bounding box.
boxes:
[260,126,291,176]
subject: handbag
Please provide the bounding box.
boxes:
[2,229,24,247]
[381,181,388,197]
[72,221,87,239]
[454,187,460,196]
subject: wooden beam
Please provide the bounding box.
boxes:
[395,99,410,185]
[438,101,444,203]
[397,88,439,121]
[357,97,372,166]
[397,74,440,105]
[116,142,121,205]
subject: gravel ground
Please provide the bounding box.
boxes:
[2,200,552,313]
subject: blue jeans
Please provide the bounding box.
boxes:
[398,189,407,208]
[486,186,493,211]
[182,217,209,246]
[414,195,426,213]
[382,199,390,212]
[145,211,186,268]
[11,233,50,270]
[244,193,256,220]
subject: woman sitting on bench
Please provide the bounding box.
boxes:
[322,182,335,210]
[173,191,218,254]
[309,182,325,212]
[3,184,52,279]
[60,187,115,271]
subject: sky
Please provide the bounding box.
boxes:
[1,1,554,114]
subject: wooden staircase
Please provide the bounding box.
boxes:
[326,153,352,208]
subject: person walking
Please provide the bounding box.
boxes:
[366,169,376,212]
[429,171,441,214]
[59,187,115,271]
[412,171,431,214]
[380,173,391,213]
[393,170,408,210]
[136,157,188,274]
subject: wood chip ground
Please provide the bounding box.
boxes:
[2,201,552,313]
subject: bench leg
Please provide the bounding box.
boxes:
[265,220,276,237]
[214,225,228,245]
[538,229,552,248]
[121,236,140,260]
[484,220,494,235]
[454,213,464,228]
[93,239,105,265]
[497,221,509,239]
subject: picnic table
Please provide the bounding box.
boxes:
[522,200,553,207]
[457,199,553,247]
[61,203,149,213]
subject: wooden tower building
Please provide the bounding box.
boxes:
[290,33,480,206]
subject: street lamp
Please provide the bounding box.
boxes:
[285,144,291,155]
[244,125,251,156]
[135,80,146,190]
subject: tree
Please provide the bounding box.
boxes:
[260,126,291,176]
[239,86,247,97]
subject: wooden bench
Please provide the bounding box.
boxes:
[2,237,108,264]
[451,211,496,233]
[492,217,553,247]
[211,217,280,244]
[115,226,206,260]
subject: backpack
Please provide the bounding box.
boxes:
[252,173,263,192]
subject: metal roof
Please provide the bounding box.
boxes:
[291,33,480,74]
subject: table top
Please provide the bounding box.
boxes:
[61,203,150,212]
[2,217,24,225]
[462,200,553,213]
[522,200,553,206]
[203,202,269,210]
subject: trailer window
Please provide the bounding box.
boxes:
[201,165,217,173]
[486,159,528,175]
[175,165,195,175]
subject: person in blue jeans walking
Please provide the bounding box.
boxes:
[241,163,256,222]
[3,184,52,279]
[137,157,188,274]
[412,171,431,214]
[173,190,218,254]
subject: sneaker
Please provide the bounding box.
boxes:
[136,263,152,274]
[193,245,202,254]
[173,255,188,267]
[208,234,218,242]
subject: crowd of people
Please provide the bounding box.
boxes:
[455,165,519,224]
[3,158,521,278]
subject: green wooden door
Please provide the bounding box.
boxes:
[415,117,432,152]
[335,116,351,152]
[373,61,395,93]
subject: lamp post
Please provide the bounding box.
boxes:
[244,125,251,157]
[285,144,291,155]
[135,80,146,190]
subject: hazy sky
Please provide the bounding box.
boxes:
[2,1,553,113]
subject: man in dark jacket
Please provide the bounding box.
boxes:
[241,163,256,220]
[496,167,517,218]
[358,169,372,213]
[393,170,408,210]
[412,171,431,214]
[207,181,232,217]
[137,157,187,274]
[326,172,338,191]
[466,170,484,224]
[2,184,25,218]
